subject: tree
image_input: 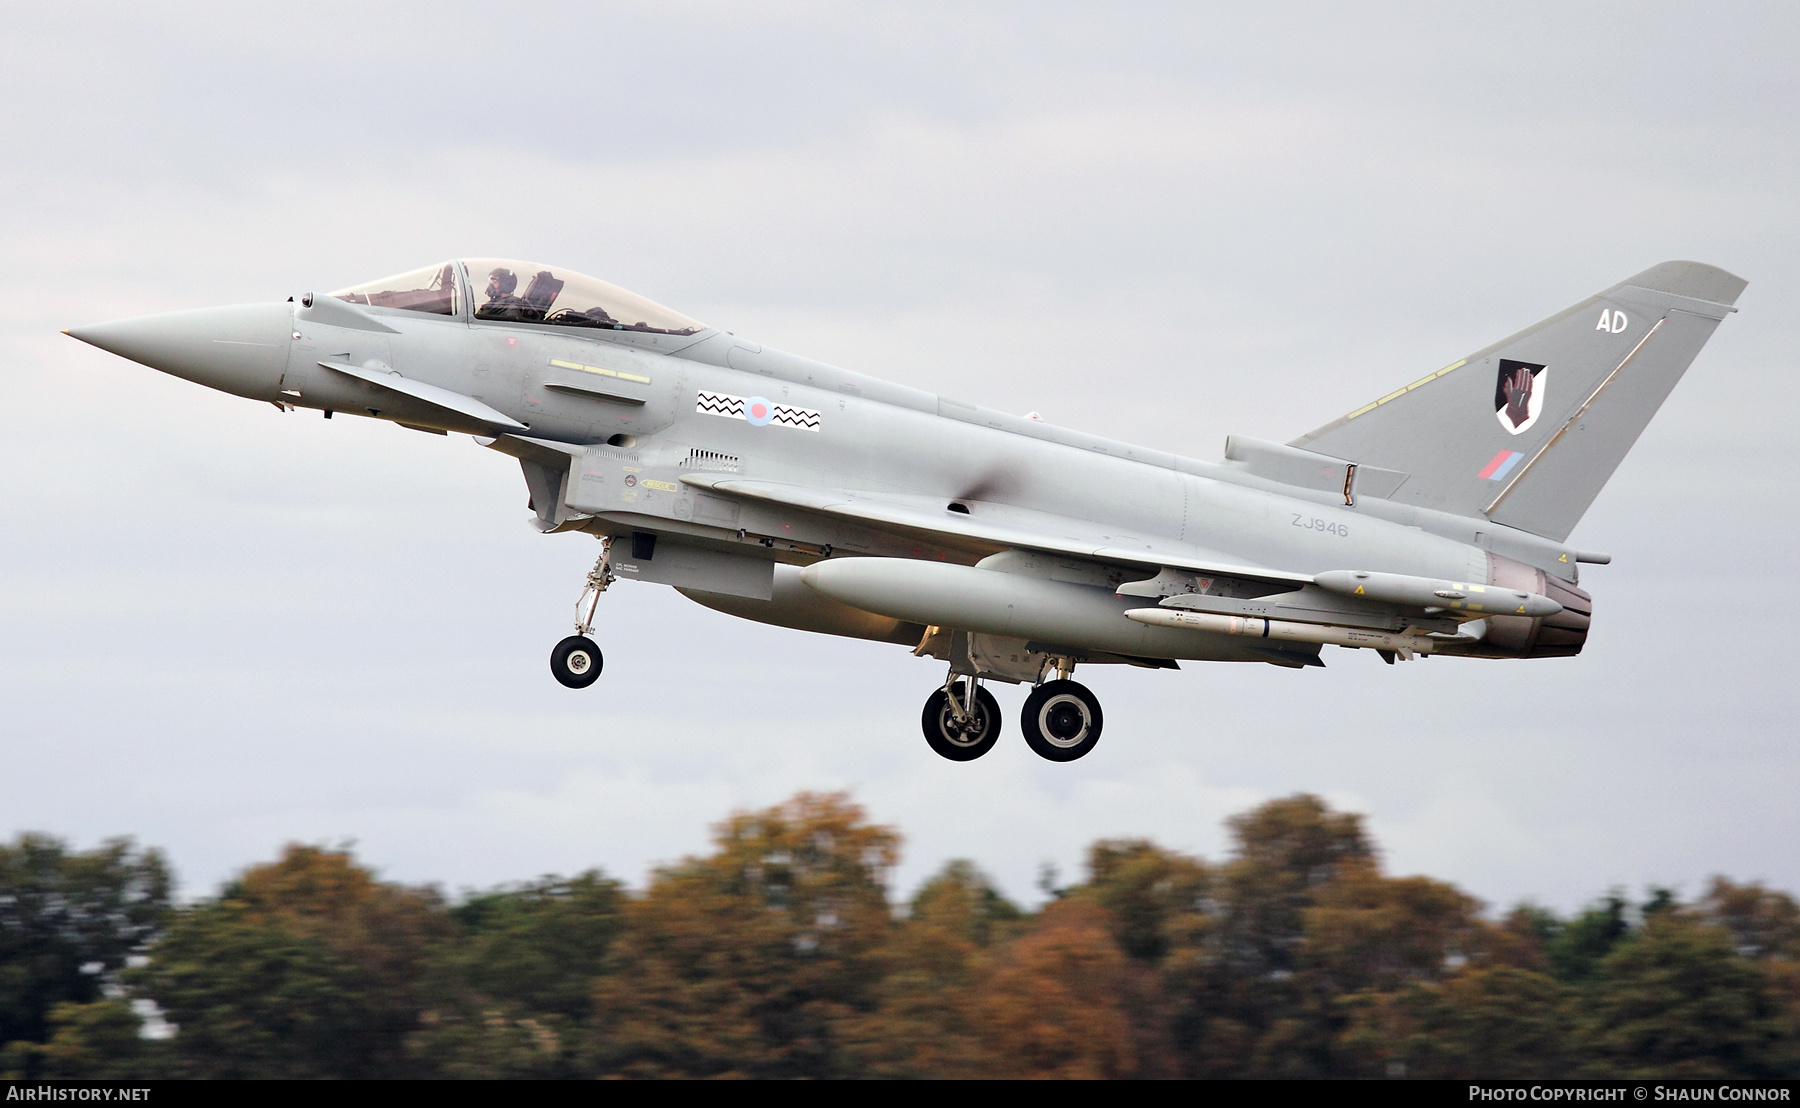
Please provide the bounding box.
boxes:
[0,833,171,1073]
[445,871,624,1017]
[12,1000,169,1080]
[969,898,1164,1078]
[131,844,448,1078]
[409,871,625,1078]
[1341,966,1579,1078]
[1582,912,1783,1078]
[1699,879,1800,961]
[1167,794,1375,1077]
[1488,904,1559,971]
[12,791,1800,1080]
[1081,839,1210,964]
[908,859,1023,949]
[833,861,1022,1078]
[588,792,900,1078]
[1698,881,1800,1074]
[1216,795,1375,984]
[1547,893,1632,984]
[1304,871,1484,996]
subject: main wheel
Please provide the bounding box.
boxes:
[551,635,603,688]
[1020,679,1103,762]
[921,684,1002,761]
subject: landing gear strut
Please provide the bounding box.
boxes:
[551,539,613,689]
[921,674,1001,761]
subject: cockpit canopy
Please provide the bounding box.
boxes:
[330,259,705,336]
[333,262,460,316]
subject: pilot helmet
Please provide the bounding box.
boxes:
[487,268,518,296]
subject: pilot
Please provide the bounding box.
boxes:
[484,267,518,306]
[476,267,524,320]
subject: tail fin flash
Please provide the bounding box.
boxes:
[1291,262,1746,541]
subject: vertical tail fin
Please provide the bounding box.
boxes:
[1291,262,1746,541]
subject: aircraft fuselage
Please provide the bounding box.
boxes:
[69,256,1744,759]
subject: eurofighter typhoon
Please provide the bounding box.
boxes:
[65,260,1745,761]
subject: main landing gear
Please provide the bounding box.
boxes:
[551,540,614,689]
[1019,679,1103,762]
[918,658,1104,763]
[922,675,1002,761]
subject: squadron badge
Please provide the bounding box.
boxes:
[1493,359,1547,435]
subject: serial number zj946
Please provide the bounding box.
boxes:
[1293,514,1349,537]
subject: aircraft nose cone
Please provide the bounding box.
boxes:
[66,302,294,401]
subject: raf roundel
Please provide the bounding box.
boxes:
[745,396,775,427]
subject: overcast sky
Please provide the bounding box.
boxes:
[2,2,1796,912]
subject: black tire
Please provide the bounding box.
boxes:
[921,684,1002,761]
[1020,679,1102,762]
[551,635,603,688]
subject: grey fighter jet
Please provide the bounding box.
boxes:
[65,258,1745,762]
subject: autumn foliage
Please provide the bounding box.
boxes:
[4,792,1798,1079]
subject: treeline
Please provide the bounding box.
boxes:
[3,793,1797,1079]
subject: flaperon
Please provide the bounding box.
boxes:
[65,259,1746,762]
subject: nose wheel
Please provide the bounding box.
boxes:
[1020,679,1103,762]
[553,539,615,689]
[921,676,1002,761]
[551,635,603,688]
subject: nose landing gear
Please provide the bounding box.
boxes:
[551,539,614,689]
[921,674,1002,761]
[551,635,603,688]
